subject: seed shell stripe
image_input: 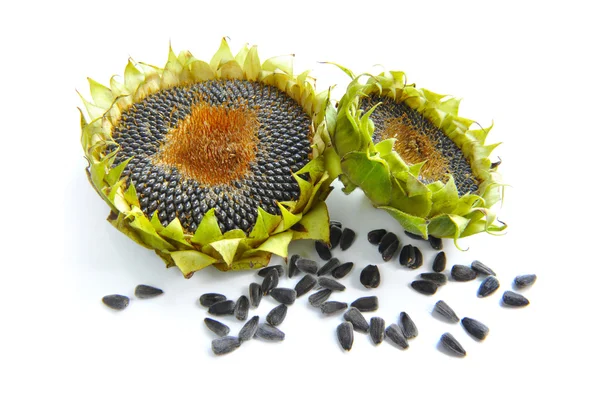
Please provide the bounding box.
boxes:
[471,260,496,276]
[343,308,370,333]
[385,324,409,349]
[502,291,530,307]
[317,277,346,292]
[102,294,130,310]
[337,322,354,351]
[212,336,242,355]
[199,293,226,307]
[419,272,448,285]
[296,258,318,274]
[433,300,460,323]
[478,276,500,298]
[262,269,279,295]
[255,324,285,341]
[351,296,379,312]
[295,274,317,297]
[369,317,385,345]
[270,288,297,305]
[134,284,164,299]
[234,295,249,321]
[308,289,332,307]
[249,283,262,307]
[440,333,467,357]
[266,304,288,326]
[451,265,477,282]
[399,312,418,339]
[514,274,537,288]
[317,258,341,276]
[204,318,231,337]
[320,301,348,315]
[411,280,438,295]
[461,317,489,340]
[238,315,260,342]
[208,300,236,315]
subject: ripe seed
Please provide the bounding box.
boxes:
[404,230,426,241]
[102,294,129,310]
[295,274,317,297]
[340,228,357,251]
[451,265,477,282]
[296,258,318,274]
[369,317,385,345]
[308,289,332,307]
[461,317,489,340]
[266,304,288,326]
[134,284,164,299]
[471,260,496,276]
[432,251,446,272]
[331,262,354,279]
[199,293,226,307]
[385,324,409,349]
[257,265,284,278]
[399,244,416,267]
[429,235,443,250]
[330,225,343,249]
[514,274,537,288]
[350,296,379,312]
[419,272,447,285]
[204,318,230,337]
[249,283,262,308]
[399,312,418,339]
[360,265,381,288]
[208,300,236,316]
[234,295,250,321]
[411,280,438,295]
[478,276,500,298]
[261,269,279,295]
[337,322,354,351]
[433,300,460,323]
[317,277,346,292]
[410,247,423,269]
[320,301,348,315]
[502,291,530,307]
[270,288,297,305]
[343,308,370,333]
[255,323,285,341]
[381,238,400,262]
[212,336,241,355]
[440,333,466,357]
[288,254,300,278]
[315,240,332,261]
[378,232,399,254]
[317,258,341,276]
[367,229,387,245]
[238,315,259,342]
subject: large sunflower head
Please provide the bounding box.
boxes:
[330,68,505,244]
[80,39,334,278]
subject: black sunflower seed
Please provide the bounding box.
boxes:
[411,280,438,295]
[261,269,279,295]
[514,274,537,288]
[102,294,129,310]
[199,293,226,307]
[350,296,379,312]
[330,220,342,229]
[331,262,354,279]
[405,230,426,240]
[471,260,496,276]
[320,301,348,315]
[385,324,409,349]
[208,300,236,316]
[440,333,466,357]
[382,238,400,262]
[432,251,446,272]
[428,235,443,250]
[317,277,346,291]
[343,307,370,333]
[368,229,387,245]
[212,336,241,355]
[340,228,356,251]
[419,272,448,285]
[288,254,300,278]
[478,276,500,298]
[257,265,284,278]
[378,232,399,254]
[249,283,262,308]
[270,288,296,305]
[234,295,249,321]
[266,304,288,326]
[255,323,285,341]
[308,289,332,307]
[134,284,164,299]
[295,274,317,297]
[204,318,230,337]
[360,265,381,288]
[369,317,385,345]
[399,312,418,339]
[451,265,477,282]
[399,244,416,267]
[238,315,259,342]
[318,258,341,276]
[337,322,354,351]
[410,247,423,269]
[433,300,459,323]
[296,258,318,274]
[315,240,332,261]
[502,291,530,307]
[461,317,489,340]
[330,225,343,249]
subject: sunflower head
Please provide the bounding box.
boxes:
[80,39,334,277]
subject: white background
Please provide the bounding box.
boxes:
[1,1,597,398]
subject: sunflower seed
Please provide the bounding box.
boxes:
[337,322,354,351]
[204,318,230,337]
[330,225,343,249]
[318,258,341,276]
[410,247,423,269]
[343,308,370,333]
[261,269,279,295]
[320,301,348,315]
[434,300,459,323]
[478,276,500,297]
[385,324,409,349]
[308,289,332,307]
[360,265,381,288]
[405,230,426,240]
[257,265,284,277]
[432,251,446,272]
[382,238,400,262]
[399,312,418,339]
[211,336,241,355]
[238,315,259,342]
[208,300,236,315]
[296,258,318,274]
[378,232,399,254]
[514,274,537,288]
[295,274,317,297]
[266,304,288,326]
[317,277,346,292]
[134,284,164,299]
[288,254,300,278]
[255,323,285,341]
[199,293,226,307]
[502,291,530,307]
[429,235,443,250]
[249,283,262,308]
[315,240,332,261]
[411,280,438,295]
[440,333,466,357]
[368,229,387,245]
[419,272,448,285]
[270,288,296,305]
[451,265,477,282]
[102,294,130,310]
[330,220,342,229]
[340,228,356,250]
[461,317,489,340]
[399,244,416,267]
[471,260,496,276]
[350,296,379,312]
[234,295,249,321]
[331,262,354,279]
[369,317,385,345]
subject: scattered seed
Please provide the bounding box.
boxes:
[320,301,348,315]
[471,260,496,276]
[208,300,236,316]
[514,274,537,288]
[318,258,341,276]
[369,317,385,345]
[295,274,317,297]
[331,262,354,279]
[399,312,418,339]
[451,265,477,282]
[411,280,438,295]
[381,238,400,262]
[317,277,346,292]
[249,283,262,308]
[350,296,379,312]
[343,307,370,333]
[429,235,443,250]
[340,228,356,251]
[440,333,466,357]
[308,289,332,307]
[266,304,288,326]
[257,265,284,278]
[270,288,297,305]
[204,318,230,337]
[238,315,259,342]
[102,294,129,310]
[432,251,446,272]
[434,300,459,323]
[410,247,423,269]
[212,336,241,355]
[478,276,500,298]
[199,293,226,307]
[329,220,342,229]
[234,295,249,321]
[360,265,381,288]
[502,291,530,307]
[134,284,164,299]
[261,269,279,295]
[419,272,447,285]
[255,323,285,341]
[315,240,332,261]
[296,258,318,274]
[367,229,387,245]
[337,322,354,351]
[378,232,399,254]
[385,324,409,349]
[461,317,489,340]
[404,230,426,240]
[399,244,416,267]
[330,225,343,249]
[288,254,300,278]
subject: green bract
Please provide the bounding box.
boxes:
[80,39,334,277]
